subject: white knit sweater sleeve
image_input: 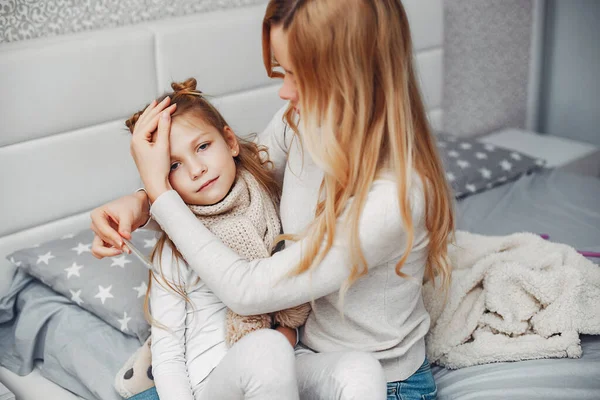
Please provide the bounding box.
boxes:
[151,180,412,316]
[150,244,195,400]
[255,104,290,186]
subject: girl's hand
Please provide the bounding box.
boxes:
[90,191,150,258]
[274,326,298,348]
[130,97,177,202]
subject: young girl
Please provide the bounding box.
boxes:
[92,1,454,399]
[123,78,311,400]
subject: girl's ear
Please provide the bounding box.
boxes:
[223,126,240,156]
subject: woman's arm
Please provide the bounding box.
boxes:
[150,245,195,400]
[90,98,177,257]
[151,180,415,316]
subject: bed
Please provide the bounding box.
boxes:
[1,1,598,399]
[436,168,600,400]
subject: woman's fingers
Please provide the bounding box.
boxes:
[133,116,159,142]
[131,109,173,201]
[117,213,134,245]
[89,193,149,259]
[143,104,178,142]
[91,234,123,259]
[155,111,172,148]
[90,208,124,249]
[133,104,177,143]
[138,97,170,127]
[165,103,177,115]
[137,99,157,125]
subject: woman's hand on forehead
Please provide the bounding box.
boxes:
[130,99,176,202]
[135,97,178,142]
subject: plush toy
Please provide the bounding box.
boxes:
[114,337,154,399]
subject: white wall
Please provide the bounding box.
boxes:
[538,0,600,146]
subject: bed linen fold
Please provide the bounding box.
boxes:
[0,269,140,400]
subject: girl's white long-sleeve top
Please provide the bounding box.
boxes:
[150,105,432,382]
[150,244,228,400]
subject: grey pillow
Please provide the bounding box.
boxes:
[437,134,546,199]
[6,229,160,341]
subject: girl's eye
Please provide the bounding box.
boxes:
[197,143,210,152]
[170,162,180,172]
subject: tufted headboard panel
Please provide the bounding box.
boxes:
[0,0,444,294]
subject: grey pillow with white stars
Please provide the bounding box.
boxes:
[436,134,546,199]
[7,229,160,342]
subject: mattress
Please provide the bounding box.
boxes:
[455,168,600,252]
[433,335,600,400]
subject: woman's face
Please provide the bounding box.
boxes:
[270,25,300,113]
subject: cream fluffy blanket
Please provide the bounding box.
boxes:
[423,231,600,369]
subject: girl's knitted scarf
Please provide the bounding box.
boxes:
[187,169,280,260]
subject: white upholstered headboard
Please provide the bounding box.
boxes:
[0,0,444,295]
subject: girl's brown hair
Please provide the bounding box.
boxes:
[263,0,454,301]
[126,77,281,325]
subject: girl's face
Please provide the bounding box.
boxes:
[168,116,239,206]
[270,25,300,114]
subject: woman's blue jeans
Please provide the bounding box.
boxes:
[128,387,159,400]
[386,358,438,400]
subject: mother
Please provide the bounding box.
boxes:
[92,0,454,399]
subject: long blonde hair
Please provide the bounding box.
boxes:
[125,78,281,325]
[263,0,454,296]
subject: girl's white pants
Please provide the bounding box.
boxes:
[198,329,387,400]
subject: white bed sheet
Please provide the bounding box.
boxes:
[0,365,82,400]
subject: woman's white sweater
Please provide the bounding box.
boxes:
[151,105,432,381]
